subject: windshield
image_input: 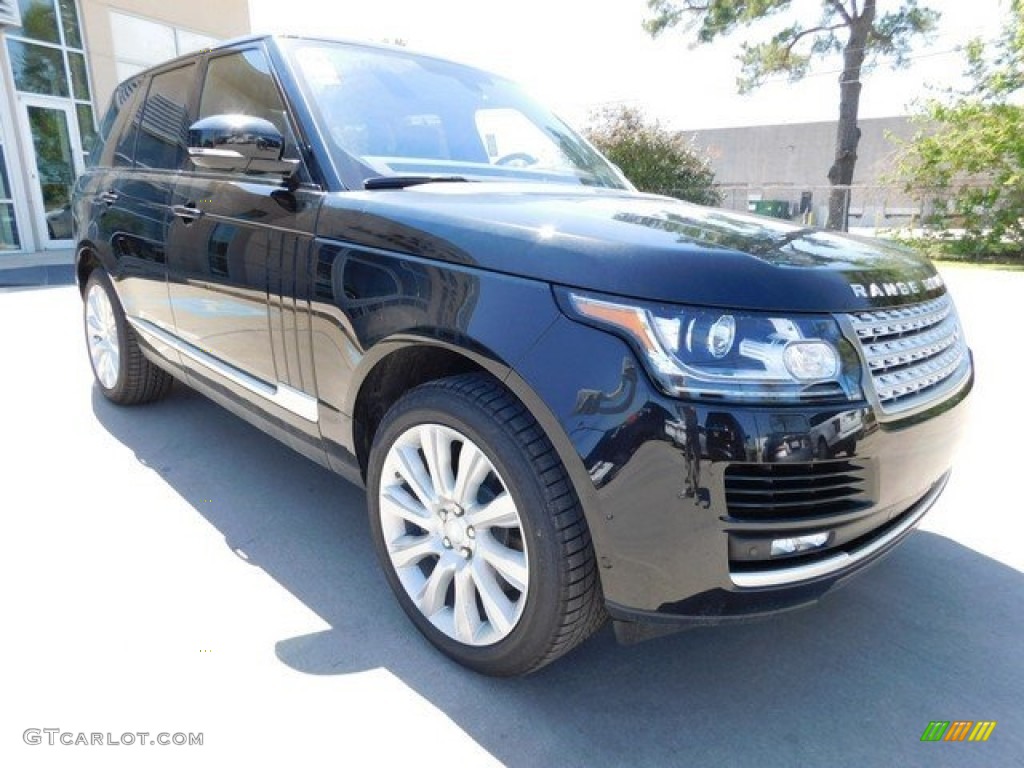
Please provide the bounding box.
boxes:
[282,40,628,190]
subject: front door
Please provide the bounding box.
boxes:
[167,177,321,426]
[166,44,323,451]
[17,96,84,249]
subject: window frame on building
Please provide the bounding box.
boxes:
[5,0,97,153]
[108,10,218,85]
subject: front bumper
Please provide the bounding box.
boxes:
[729,472,946,590]
[513,315,973,632]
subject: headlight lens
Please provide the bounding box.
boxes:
[563,291,862,403]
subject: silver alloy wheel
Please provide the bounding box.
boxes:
[379,423,530,646]
[85,282,121,390]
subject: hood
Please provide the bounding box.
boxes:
[318,183,944,312]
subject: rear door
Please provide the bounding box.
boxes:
[78,76,144,281]
[107,62,198,340]
[166,44,323,447]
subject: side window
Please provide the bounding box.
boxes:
[134,63,197,171]
[93,78,144,168]
[198,48,302,164]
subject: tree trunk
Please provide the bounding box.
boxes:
[827,1,875,231]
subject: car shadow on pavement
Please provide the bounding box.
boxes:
[92,383,1023,767]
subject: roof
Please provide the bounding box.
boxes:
[119,33,458,85]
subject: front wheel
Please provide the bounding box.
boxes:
[367,374,605,676]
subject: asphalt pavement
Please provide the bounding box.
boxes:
[1,265,1021,767]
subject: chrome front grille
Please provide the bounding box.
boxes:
[846,294,970,413]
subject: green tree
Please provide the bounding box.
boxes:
[643,0,938,230]
[585,105,721,205]
[895,0,1024,257]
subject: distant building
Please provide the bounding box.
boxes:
[687,116,924,227]
[0,0,249,255]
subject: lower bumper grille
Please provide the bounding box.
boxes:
[725,460,870,522]
[729,474,948,588]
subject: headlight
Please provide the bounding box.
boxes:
[561,290,862,403]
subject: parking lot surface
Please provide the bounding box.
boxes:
[2,266,1021,767]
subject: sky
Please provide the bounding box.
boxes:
[248,0,1007,132]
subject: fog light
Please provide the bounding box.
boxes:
[783,341,838,381]
[771,532,829,556]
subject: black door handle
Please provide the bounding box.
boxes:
[171,203,203,223]
[97,190,118,205]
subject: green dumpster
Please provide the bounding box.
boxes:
[750,200,791,219]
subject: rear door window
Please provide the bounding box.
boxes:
[134,63,197,171]
[93,78,145,168]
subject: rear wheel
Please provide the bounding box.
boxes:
[83,269,172,405]
[367,373,604,676]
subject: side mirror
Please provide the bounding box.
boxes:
[187,114,299,176]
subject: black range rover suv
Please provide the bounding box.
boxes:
[73,35,973,676]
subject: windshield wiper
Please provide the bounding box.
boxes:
[363,174,472,190]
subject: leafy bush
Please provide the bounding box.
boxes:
[585,106,722,206]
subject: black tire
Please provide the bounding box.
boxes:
[367,373,605,676]
[83,269,173,405]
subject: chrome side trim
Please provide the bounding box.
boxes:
[730,475,948,589]
[274,382,319,422]
[127,316,319,423]
[204,212,312,238]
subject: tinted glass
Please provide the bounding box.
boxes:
[199,48,300,162]
[27,105,75,215]
[11,0,60,44]
[77,103,97,156]
[135,64,196,171]
[0,204,20,251]
[68,51,89,99]
[92,78,144,168]
[109,12,176,69]
[0,143,19,249]
[0,145,12,199]
[7,39,69,97]
[58,0,82,49]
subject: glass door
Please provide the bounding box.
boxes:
[0,144,21,252]
[16,95,84,249]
